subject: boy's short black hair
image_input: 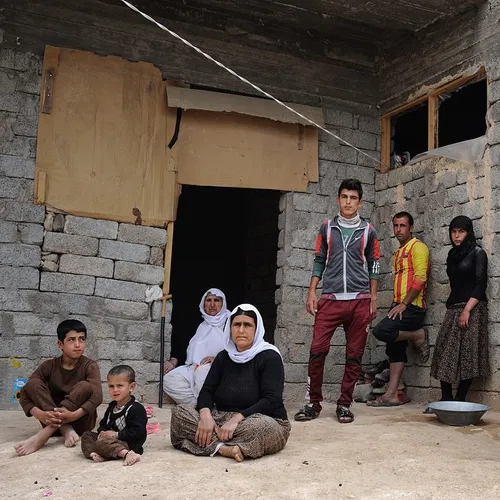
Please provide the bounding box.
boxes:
[338,179,363,200]
[57,319,87,342]
[393,211,414,227]
[108,365,136,383]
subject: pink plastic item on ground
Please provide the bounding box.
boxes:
[43,492,53,497]
[145,406,154,419]
[146,422,161,434]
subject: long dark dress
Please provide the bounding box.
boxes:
[430,246,489,383]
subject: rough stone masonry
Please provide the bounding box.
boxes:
[0,45,173,402]
[0,38,382,406]
[3,4,500,406]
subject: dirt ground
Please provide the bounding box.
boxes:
[2,402,500,500]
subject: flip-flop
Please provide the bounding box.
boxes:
[146,422,161,434]
[367,398,404,407]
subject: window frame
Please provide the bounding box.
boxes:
[380,67,486,173]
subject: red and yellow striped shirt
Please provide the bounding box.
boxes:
[393,237,430,309]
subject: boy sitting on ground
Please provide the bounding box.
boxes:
[81,365,147,466]
[15,319,103,456]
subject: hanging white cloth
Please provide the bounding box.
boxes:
[185,288,230,366]
[225,303,281,364]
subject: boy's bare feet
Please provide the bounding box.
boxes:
[60,425,79,447]
[218,445,244,462]
[90,452,104,463]
[14,426,55,456]
[123,450,141,466]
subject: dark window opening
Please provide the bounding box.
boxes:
[438,79,487,147]
[392,102,428,162]
[169,185,280,365]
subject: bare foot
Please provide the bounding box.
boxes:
[90,452,104,463]
[123,451,141,466]
[367,395,401,406]
[14,426,56,456]
[60,425,79,447]
[218,445,244,462]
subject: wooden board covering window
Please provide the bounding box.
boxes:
[36,46,176,226]
[174,109,318,192]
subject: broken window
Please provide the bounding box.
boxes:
[438,79,487,147]
[391,101,428,166]
[381,69,486,171]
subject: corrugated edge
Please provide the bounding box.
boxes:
[166,86,324,126]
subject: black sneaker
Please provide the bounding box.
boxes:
[294,404,319,421]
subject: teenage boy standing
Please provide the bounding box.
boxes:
[295,179,380,423]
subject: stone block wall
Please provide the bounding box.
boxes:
[368,70,500,406]
[276,109,380,401]
[371,151,500,404]
[0,46,170,405]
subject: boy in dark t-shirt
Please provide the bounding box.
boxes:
[81,365,147,466]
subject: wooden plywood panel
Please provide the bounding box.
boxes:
[175,109,318,192]
[36,46,176,226]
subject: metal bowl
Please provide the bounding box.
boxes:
[428,401,490,426]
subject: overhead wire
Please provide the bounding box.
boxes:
[119,0,381,167]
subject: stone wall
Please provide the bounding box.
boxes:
[276,109,380,401]
[379,1,499,111]
[371,157,491,400]
[0,46,170,405]
[370,70,500,404]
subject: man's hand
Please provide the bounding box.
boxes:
[199,356,215,365]
[306,290,318,316]
[32,407,61,428]
[98,430,118,440]
[164,357,178,374]
[54,406,79,425]
[216,414,243,442]
[458,309,470,329]
[195,409,216,448]
[370,298,377,322]
[388,303,406,320]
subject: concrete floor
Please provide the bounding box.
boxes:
[2,402,500,500]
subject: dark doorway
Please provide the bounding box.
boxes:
[169,185,280,364]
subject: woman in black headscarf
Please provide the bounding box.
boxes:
[430,216,489,402]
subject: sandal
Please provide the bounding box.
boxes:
[336,405,354,423]
[294,404,319,421]
[416,328,430,362]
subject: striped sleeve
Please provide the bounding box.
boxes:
[409,241,430,291]
[366,225,381,279]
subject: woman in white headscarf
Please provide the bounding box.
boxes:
[163,288,230,404]
[170,304,291,462]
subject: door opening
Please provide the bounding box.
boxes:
[169,185,280,365]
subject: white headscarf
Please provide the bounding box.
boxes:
[185,288,230,366]
[225,303,281,364]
